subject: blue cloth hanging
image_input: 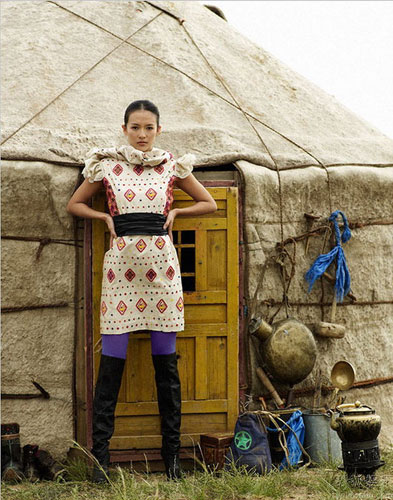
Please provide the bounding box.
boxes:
[305,210,351,302]
[267,410,305,470]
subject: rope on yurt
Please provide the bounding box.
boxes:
[175,17,339,324]
[1,236,82,261]
[1,303,70,313]
[2,0,349,213]
[20,0,333,217]
[1,9,164,146]
[178,17,297,323]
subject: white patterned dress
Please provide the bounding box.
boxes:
[82,145,195,335]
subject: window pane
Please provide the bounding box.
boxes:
[181,276,195,291]
[181,231,195,244]
[181,247,195,272]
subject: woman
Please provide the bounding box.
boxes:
[66,100,217,482]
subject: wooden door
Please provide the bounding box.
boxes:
[92,186,239,451]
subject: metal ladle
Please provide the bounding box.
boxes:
[330,361,356,408]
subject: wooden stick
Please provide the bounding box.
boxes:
[256,367,284,408]
[323,272,356,301]
[330,295,337,323]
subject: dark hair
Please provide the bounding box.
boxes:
[124,100,160,127]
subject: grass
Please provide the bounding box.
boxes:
[2,449,393,500]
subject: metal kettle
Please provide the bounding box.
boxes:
[330,401,382,443]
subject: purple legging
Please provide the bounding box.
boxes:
[101,331,177,359]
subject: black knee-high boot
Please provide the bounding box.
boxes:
[91,354,126,483]
[152,352,182,479]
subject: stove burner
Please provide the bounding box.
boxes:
[338,440,385,486]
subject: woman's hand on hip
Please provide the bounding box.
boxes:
[104,214,117,248]
[163,209,178,243]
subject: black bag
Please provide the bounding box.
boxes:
[225,412,272,474]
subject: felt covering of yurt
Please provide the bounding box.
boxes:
[1,1,393,458]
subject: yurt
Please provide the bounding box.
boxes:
[2,1,393,462]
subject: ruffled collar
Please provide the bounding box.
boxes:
[85,145,171,167]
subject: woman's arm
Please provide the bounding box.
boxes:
[66,179,117,240]
[171,174,218,216]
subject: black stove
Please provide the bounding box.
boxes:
[338,439,385,486]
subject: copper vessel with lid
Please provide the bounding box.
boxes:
[330,401,381,443]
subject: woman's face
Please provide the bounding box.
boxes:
[122,109,161,152]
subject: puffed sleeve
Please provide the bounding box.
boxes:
[174,153,196,179]
[81,148,105,183]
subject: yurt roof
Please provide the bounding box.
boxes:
[2,0,393,169]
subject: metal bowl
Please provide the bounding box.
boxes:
[330,361,356,391]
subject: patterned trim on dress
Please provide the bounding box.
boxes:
[163,175,176,216]
[103,177,120,216]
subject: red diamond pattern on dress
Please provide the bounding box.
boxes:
[101,301,107,316]
[176,297,184,312]
[154,165,164,174]
[124,268,135,282]
[133,165,144,176]
[117,237,126,251]
[136,239,147,252]
[146,269,157,282]
[113,164,123,176]
[107,269,115,283]
[155,237,165,249]
[136,298,147,312]
[166,266,175,280]
[117,300,127,315]
[145,188,157,200]
[124,189,135,201]
[156,299,167,313]
[103,177,120,216]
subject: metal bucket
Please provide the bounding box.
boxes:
[302,411,342,464]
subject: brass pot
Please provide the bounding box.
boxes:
[250,317,317,385]
[330,401,382,443]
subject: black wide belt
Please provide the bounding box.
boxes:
[113,213,168,236]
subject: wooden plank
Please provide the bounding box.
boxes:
[114,415,160,435]
[92,192,106,382]
[114,413,226,436]
[115,399,228,416]
[177,210,227,219]
[173,218,227,230]
[177,323,228,336]
[75,218,88,446]
[177,337,195,401]
[184,290,226,304]
[195,230,208,291]
[128,338,156,403]
[185,304,227,323]
[207,230,227,290]
[174,187,228,201]
[207,337,227,399]
[175,199,227,210]
[120,323,228,339]
[226,187,239,430]
[195,337,208,400]
[111,432,226,450]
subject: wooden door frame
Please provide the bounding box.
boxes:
[77,179,246,460]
